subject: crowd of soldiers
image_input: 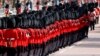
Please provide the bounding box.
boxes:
[0,0,100,56]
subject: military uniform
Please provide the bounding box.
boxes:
[15,1,21,15]
[5,3,9,17]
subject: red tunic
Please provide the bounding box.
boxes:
[3,29,18,47]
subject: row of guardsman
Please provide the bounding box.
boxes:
[0,1,100,56]
[1,1,98,29]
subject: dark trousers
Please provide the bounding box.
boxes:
[90,21,95,30]
[96,17,99,24]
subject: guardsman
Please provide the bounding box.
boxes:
[21,29,29,56]
[36,1,40,11]
[23,1,30,13]
[83,14,90,38]
[94,2,99,24]
[27,28,36,56]
[3,29,18,56]
[16,28,28,56]
[5,2,9,17]
[1,29,7,56]
[94,8,99,24]
[16,28,23,56]
[89,11,95,30]
[15,0,21,15]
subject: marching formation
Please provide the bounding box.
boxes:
[0,0,100,56]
